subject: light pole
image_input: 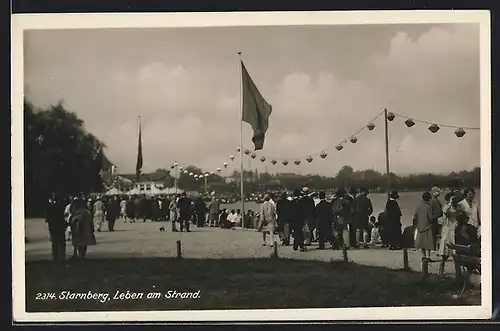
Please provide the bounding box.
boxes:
[174,162,179,194]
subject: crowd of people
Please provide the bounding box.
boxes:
[255,186,481,277]
[43,186,481,274]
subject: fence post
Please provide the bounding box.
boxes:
[342,245,348,262]
[176,240,182,259]
[272,241,278,259]
[403,248,410,271]
[422,258,429,279]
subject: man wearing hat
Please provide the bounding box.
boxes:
[430,186,443,248]
[384,191,402,250]
[300,187,315,245]
[290,189,306,251]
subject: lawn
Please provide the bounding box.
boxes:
[25,257,480,312]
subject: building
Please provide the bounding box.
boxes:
[119,171,174,195]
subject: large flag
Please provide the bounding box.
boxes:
[136,119,143,182]
[241,61,272,150]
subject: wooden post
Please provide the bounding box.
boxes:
[422,258,429,279]
[272,241,278,258]
[176,240,182,259]
[342,246,348,262]
[403,248,409,270]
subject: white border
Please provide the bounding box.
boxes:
[11,10,492,322]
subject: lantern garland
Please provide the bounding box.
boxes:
[224,109,479,167]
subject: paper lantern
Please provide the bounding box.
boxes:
[405,119,415,127]
[271,160,277,165]
[216,168,221,172]
[183,170,188,174]
[282,160,288,166]
[210,172,215,175]
[179,167,184,171]
[194,174,198,178]
[349,136,358,144]
[455,128,466,138]
[260,156,266,162]
[204,173,209,177]
[223,162,228,168]
[229,155,235,161]
[244,149,250,155]
[236,147,241,152]
[335,145,343,151]
[367,122,375,131]
[189,172,194,176]
[250,153,256,159]
[174,162,178,167]
[294,160,301,165]
[428,124,440,133]
[386,112,395,121]
[306,156,313,163]
[320,152,327,159]
[170,165,175,169]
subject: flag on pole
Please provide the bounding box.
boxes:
[136,118,143,182]
[241,61,272,150]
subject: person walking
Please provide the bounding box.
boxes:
[290,189,306,252]
[437,192,460,276]
[194,196,207,227]
[177,192,192,232]
[169,195,179,232]
[70,198,97,260]
[259,194,277,247]
[92,196,106,232]
[430,186,443,250]
[314,191,333,250]
[276,192,292,246]
[207,193,220,227]
[45,193,67,263]
[353,188,373,249]
[414,192,436,261]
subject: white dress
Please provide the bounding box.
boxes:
[438,202,458,256]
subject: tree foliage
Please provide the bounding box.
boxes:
[24,99,105,216]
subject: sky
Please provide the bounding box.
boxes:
[24,23,481,177]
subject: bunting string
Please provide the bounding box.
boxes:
[226,109,481,165]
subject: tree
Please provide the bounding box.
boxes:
[24,99,105,216]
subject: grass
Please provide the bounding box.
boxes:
[25,257,480,312]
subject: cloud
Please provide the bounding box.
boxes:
[24,24,480,176]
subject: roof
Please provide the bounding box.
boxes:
[119,172,170,183]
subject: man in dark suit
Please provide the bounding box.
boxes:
[177,192,192,232]
[45,193,67,262]
[194,196,207,227]
[314,191,333,249]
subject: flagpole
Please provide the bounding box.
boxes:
[137,116,141,189]
[238,52,245,225]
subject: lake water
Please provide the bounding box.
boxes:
[222,190,481,228]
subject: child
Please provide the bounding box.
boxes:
[370,221,382,245]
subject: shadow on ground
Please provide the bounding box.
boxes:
[25,257,480,312]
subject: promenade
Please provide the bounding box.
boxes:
[25,218,467,278]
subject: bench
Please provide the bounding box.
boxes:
[447,243,481,298]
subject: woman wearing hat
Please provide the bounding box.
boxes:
[384,191,402,250]
[70,198,97,260]
[413,192,436,261]
[259,194,277,246]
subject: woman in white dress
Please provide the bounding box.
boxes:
[438,192,460,276]
[259,194,277,247]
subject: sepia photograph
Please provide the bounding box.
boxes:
[11,10,491,322]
